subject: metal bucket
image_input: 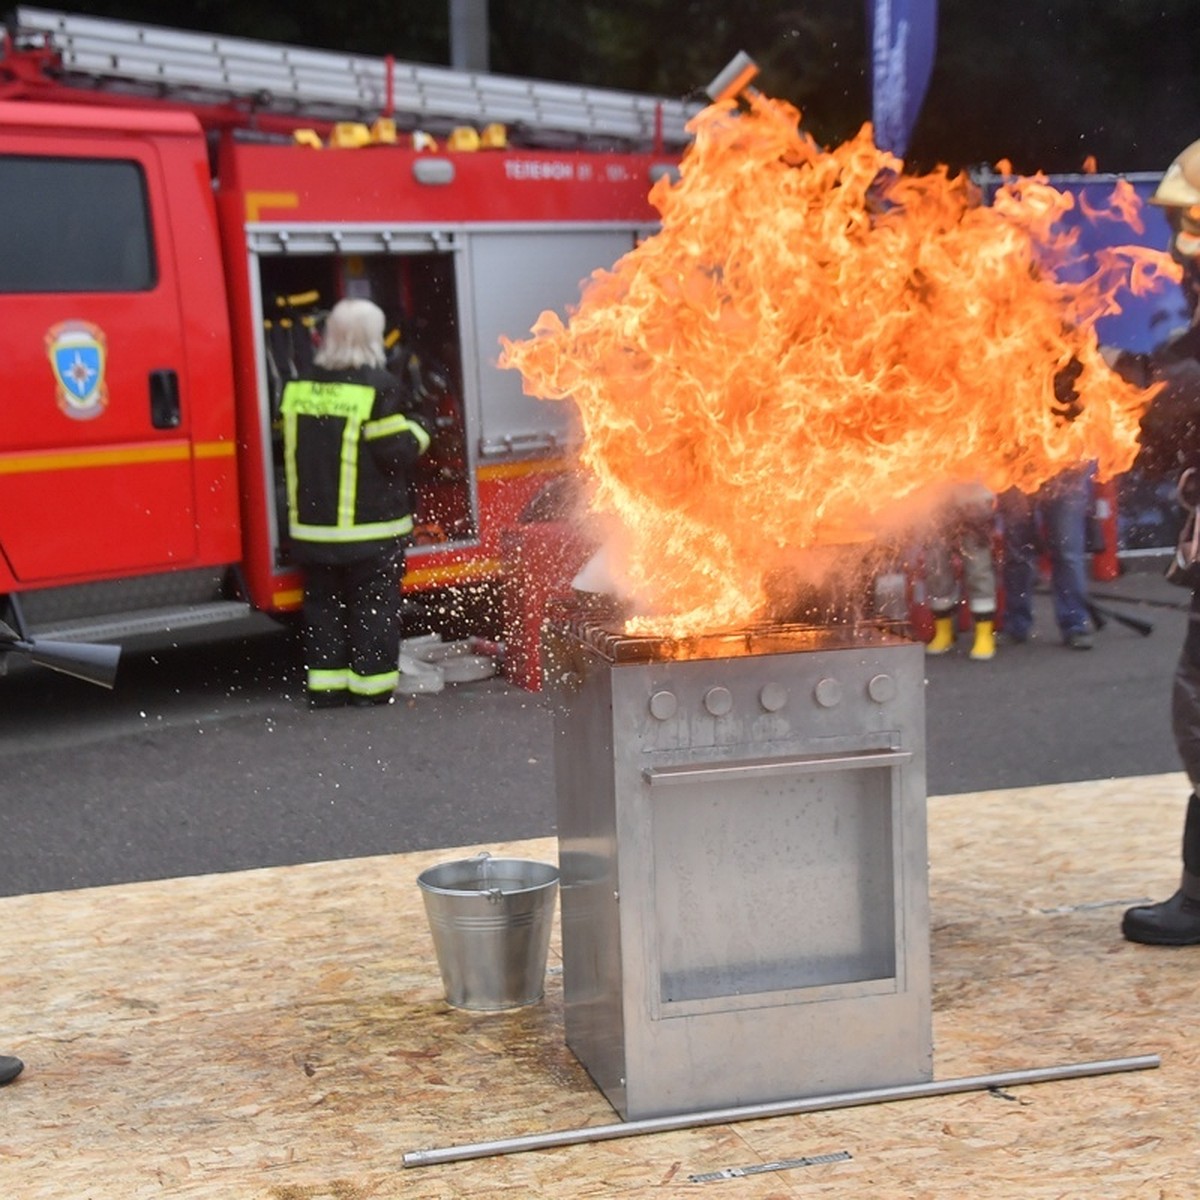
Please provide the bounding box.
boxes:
[417,852,559,1011]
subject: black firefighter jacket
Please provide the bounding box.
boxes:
[280,364,431,565]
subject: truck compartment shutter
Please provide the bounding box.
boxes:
[467,230,642,460]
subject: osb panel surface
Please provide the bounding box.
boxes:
[1,773,1197,1199]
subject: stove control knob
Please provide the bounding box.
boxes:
[759,682,788,712]
[704,686,733,716]
[814,677,842,707]
[868,673,897,703]
[649,690,678,720]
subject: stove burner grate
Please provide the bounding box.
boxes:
[547,600,912,664]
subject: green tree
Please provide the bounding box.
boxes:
[488,0,869,148]
[913,0,1200,172]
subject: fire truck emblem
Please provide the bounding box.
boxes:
[46,320,108,420]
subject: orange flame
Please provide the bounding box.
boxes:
[499,92,1181,636]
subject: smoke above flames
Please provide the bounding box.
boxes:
[499,91,1181,636]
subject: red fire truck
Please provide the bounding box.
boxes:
[0,7,692,661]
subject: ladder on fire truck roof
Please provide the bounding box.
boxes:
[8,6,702,147]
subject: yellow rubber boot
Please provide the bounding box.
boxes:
[970,619,996,661]
[926,615,956,655]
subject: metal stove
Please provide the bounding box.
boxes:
[543,604,932,1120]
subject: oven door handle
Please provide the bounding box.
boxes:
[643,748,912,786]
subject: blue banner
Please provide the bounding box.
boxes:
[980,174,1189,353]
[866,0,938,159]
[1053,179,1188,353]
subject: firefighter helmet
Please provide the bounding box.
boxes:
[1152,139,1200,207]
[1152,140,1200,269]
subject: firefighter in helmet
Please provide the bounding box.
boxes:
[1154,139,1200,283]
[280,298,431,708]
[1116,140,1200,943]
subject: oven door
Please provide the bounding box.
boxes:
[642,745,914,1018]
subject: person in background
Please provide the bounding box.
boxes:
[998,463,1096,650]
[1111,138,1200,944]
[281,298,431,709]
[0,1055,22,1085]
[923,482,999,661]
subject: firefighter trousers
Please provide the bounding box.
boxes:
[300,549,404,702]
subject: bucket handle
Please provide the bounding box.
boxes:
[471,851,505,904]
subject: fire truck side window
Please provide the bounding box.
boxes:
[0,156,157,293]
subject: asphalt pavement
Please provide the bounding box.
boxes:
[0,567,1189,897]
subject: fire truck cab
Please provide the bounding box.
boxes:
[0,7,693,652]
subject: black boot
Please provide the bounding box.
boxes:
[0,1055,23,1086]
[1122,888,1200,945]
[1123,793,1200,946]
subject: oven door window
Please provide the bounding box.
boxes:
[648,757,903,1015]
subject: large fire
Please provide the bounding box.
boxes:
[499,90,1181,636]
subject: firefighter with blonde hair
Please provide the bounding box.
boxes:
[281,298,431,708]
[1114,141,1200,943]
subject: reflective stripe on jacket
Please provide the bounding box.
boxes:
[280,373,429,557]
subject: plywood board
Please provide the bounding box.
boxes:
[0,772,1194,1198]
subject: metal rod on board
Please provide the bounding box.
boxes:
[402,1054,1160,1168]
